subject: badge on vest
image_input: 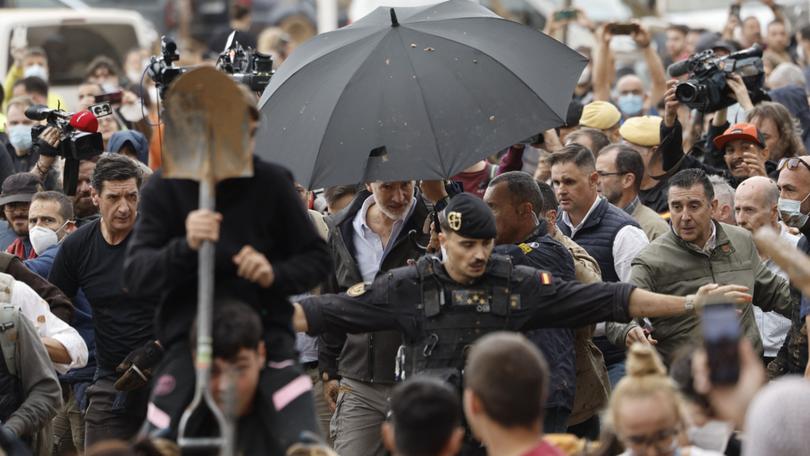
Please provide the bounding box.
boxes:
[346,282,368,297]
[518,242,540,254]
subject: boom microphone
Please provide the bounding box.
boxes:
[668,59,691,78]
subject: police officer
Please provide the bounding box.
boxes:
[295,191,747,340]
[484,171,579,433]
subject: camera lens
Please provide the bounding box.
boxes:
[675,82,699,103]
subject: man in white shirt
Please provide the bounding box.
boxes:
[735,176,799,364]
[2,272,87,374]
[550,144,649,387]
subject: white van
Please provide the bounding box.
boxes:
[0,8,156,110]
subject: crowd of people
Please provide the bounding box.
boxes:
[0,0,808,455]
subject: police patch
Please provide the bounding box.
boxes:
[518,242,541,254]
[346,282,368,297]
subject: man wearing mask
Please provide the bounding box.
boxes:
[775,156,810,378]
[3,47,65,110]
[0,173,42,257]
[24,190,95,454]
[3,97,57,190]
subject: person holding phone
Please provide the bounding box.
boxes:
[592,20,668,119]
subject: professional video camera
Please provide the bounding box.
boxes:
[148,32,274,99]
[24,105,103,195]
[669,45,769,113]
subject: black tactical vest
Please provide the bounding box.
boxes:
[395,255,521,388]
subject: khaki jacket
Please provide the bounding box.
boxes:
[632,201,670,242]
[608,222,795,364]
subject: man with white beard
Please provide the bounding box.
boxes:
[321,180,430,456]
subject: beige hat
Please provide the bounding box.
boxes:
[579,101,621,130]
[619,115,662,147]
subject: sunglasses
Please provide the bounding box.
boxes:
[777,157,810,173]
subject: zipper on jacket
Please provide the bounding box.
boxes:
[368,333,375,382]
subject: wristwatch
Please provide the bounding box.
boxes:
[684,294,696,313]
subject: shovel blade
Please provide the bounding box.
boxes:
[163,66,253,183]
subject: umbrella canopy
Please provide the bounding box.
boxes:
[256,0,587,189]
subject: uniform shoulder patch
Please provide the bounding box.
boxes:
[517,242,541,254]
[346,282,368,297]
[539,271,553,285]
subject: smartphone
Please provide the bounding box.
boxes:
[729,4,741,20]
[702,302,741,385]
[553,9,578,22]
[94,91,123,105]
[607,23,640,35]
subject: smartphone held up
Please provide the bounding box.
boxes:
[702,302,741,385]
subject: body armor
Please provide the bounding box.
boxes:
[396,255,521,388]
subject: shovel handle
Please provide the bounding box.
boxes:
[178,180,235,455]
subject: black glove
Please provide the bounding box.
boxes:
[114,340,164,391]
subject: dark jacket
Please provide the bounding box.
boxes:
[660,119,778,188]
[320,190,429,383]
[494,221,577,410]
[0,252,74,322]
[124,157,330,360]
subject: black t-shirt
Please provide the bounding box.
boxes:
[49,219,156,369]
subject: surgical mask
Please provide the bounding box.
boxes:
[687,420,732,452]
[101,82,118,93]
[119,102,145,122]
[778,194,810,228]
[127,70,142,84]
[29,221,68,255]
[8,125,33,152]
[23,64,48,82]
[618,93,644,116]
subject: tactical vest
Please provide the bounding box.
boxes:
[395,255,521,388]
[0,303,22,423]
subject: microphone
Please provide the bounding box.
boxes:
[69,111,98,133]
[668,59,691,78]
[23,104,52,121]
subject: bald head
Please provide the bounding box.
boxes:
[616,75,644,97]
[735,176,780,233]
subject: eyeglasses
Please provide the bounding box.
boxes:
[778,157,810,173]
[624,427,680,455]
[597,171,626,177]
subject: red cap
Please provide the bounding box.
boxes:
[69,111,99,133]
[713,123,764,150]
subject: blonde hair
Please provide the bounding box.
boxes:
[606,344,686,431]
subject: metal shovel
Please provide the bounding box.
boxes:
[162,66,253,455]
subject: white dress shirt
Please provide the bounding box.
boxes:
[560,196,649,282]
[11,280,88,374]
[352,195,416,283]
[754,223,799,357]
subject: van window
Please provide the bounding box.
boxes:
[10,23,138,85]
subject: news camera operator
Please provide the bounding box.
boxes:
[123,86,331,451]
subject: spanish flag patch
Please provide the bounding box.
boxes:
[540,272,552,285]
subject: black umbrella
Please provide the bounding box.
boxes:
[256,0,587,188]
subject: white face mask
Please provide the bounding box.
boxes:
[29,221,68,255]
[23,64,48,82]
[778,194,810,228]
[119,102,145,122]
[687,420,733,452]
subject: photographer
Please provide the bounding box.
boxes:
[592,21,667,119]
[657,78,776,188]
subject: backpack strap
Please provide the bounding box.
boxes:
[0,305,19,377]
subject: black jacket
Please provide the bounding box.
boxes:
[124,157,330,360]
[319,190,429,383]
[494,221,577,410]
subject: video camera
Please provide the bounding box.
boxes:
[24,105,103,195]
[148,32,274,99]
[669,45,768,113]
